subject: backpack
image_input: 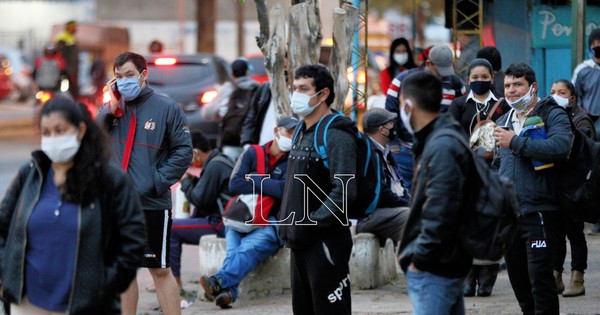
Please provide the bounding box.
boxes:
[535,97,600,223]
[219,84,259,147]
[222,145,276,233]
[292,112,382,219]
[35,58,61,89]
[435,129,520,261]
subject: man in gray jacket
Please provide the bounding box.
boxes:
[493,63,572,315]
[98,51,193,315]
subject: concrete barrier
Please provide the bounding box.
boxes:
[198,232,397,299]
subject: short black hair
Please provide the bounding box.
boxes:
[191,130,212,152]
[505,63,536,86]
[589,28,600,47]
[294,64,336,106]
[553,79,577,97]
[114,52,147,73]
[401,72,442,113]
[476,46,502,71]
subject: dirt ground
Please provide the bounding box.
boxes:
[135,231,600,315]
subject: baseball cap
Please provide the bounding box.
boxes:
[362,107,396,131]
[277,116,299,130]
[428,44,455,77]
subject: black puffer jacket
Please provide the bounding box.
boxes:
[398,114,474,278]
[0,151,146,314]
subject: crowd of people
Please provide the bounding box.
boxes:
[1,25,600,315]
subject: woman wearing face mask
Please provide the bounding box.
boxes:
[0,96,146,315]
[550,79,596,140]
[379,37,417,94]
[549,79,594,298]
[449,58,510,136]
[448,58,510,298]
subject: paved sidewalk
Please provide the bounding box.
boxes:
[136,233,600,315]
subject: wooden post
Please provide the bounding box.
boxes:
[331,6,358,111]
[196,0,216,53]
[288,1,322,73]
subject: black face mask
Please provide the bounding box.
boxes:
[469,80,492,95]
[383,126,397,141]
[592,46,600,59]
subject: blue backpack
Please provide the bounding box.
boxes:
[292,112,382,219]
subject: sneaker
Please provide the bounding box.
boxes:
[215,289,234,309]
[200,275,221,301]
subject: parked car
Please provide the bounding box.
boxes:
[0,46,34,101]
[0,53,15,101]
[145,54,232,143]
[245,53,269,84]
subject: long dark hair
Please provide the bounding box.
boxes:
[387,37,417,78]
[40,96,111,205]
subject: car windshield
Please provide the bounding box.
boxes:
[148,63,213,86]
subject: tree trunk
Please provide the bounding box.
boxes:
[330,5,358,111]
[196,0,216,53]
[288,1,322,73]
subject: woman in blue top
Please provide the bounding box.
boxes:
[0,96,146,314]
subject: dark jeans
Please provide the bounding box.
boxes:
[290,230,352,315]
[391,144,414,191]
[505,211,561,315]
[553,213,587,272]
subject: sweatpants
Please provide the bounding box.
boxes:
[505,211,561,315]
[290,229,353,315]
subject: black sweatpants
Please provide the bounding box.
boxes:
[290,229,353,315]
[553,213,587,272]
[505,211,561,315]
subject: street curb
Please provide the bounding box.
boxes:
[0,117,35,137]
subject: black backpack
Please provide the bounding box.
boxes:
[435,129,520,261]
[535,97,600,223]
[292,112,382,219]
[219,84,259,147]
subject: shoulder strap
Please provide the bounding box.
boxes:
[250,144,267,174]
[292,120,305,145]
[211,154,235,169]
[432,128,488,175]
[487,98,504,119]
[314,113,345,169]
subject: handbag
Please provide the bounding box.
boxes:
[469,98,503,159]
[222,144,275,233]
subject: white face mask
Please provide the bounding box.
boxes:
[41,132,81,163]
[393,53,409,66]
[400,98,414,135]
[552,94,570,108]
[506,85,535,113]
[276,134,293,152]
[291,90,322,117]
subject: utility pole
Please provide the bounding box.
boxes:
[197,0,216,53]
[571,0,586,72]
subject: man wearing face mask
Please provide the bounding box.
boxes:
[97,52,193,315]
[572,28,600,136]
[279,64,357,315]
[492,63,573,315]
[200,116,295,309]
[397,72,475,314]
[357,107,410,247]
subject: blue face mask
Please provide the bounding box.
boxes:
[117,73,143,101]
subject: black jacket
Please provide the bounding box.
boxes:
[398,114,474,278]
[180,150,233,218]
[448,93,510,135]
[240,83,272,146]
[494,97,573,215]
[367,137,409,208]
[278,115,357,250]
[0,151,146,314]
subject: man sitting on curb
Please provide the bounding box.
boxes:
[199,116,297,309]
[358,107,410,246]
